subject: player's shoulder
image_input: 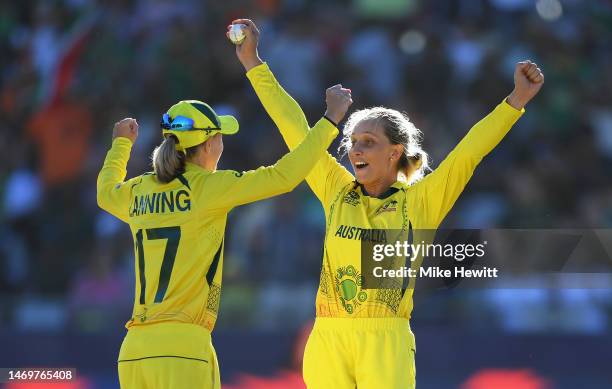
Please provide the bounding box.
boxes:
[204,169,246,181]
[136,171,157,183]
[122,171,156,191]
[179,168,238,193]
[184,169,246,197]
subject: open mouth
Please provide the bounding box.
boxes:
[355,162,369,170]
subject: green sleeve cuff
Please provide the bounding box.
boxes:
[323,115,338,127]
[500,98,526,116]
[314,116,339,138]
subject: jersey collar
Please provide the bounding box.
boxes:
[355,180,407,199]
[185,161,213,174]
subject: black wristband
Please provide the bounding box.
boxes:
[323,115,338,127]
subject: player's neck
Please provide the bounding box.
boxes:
[362,175,397,198]
[187,159,216,172]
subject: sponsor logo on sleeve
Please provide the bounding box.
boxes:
[376,200,398,215]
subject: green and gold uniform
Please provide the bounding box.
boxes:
[248,63,524,389]
[97,101,338,388]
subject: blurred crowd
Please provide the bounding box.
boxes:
[1,0,611,335]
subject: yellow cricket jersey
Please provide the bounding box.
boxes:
[97,116,338,333]
[248,63,524,319]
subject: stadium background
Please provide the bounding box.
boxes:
[1,0,611,388]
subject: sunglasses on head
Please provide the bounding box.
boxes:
[161,113,219,132]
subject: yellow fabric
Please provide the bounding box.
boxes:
[97,115,338,335]
[118,322,213,360]
[161,128,207,151]
[303,318,416,389]
[118,323,220,388]
[247,62,524,320]
[118,357,219,389]
[248,63,354,206]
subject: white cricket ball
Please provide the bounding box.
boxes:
[228,24,246,45]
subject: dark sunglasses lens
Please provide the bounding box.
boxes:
[170,116,195,131]
[161,113,171,129]
[160,114,195,131]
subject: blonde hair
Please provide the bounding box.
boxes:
[339,107,430,183]
[151,135,200,183]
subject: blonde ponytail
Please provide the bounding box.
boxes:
[152,135,186,183]
[400,150,428,183]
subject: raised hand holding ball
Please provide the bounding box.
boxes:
[227,19,263,72]
[228,24,246,45]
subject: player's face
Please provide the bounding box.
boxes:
[348,120,399,185]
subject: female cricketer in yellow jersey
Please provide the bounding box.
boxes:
[96,61,352,387]
[232,18,544,389]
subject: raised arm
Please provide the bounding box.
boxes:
[202,117,341,211]
[229,18,355,207]
[96,118,139,223]
[411,61,544,228]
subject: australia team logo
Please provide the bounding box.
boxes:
[343,190,360,206]
[335,265,367,314]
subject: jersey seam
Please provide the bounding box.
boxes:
[117,355,208,363]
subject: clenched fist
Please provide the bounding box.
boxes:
[112,118,139,143]
[507,60,544,110]
[325,84,353,125]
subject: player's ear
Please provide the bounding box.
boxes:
[390,144,403,160]
[202,139,212,154]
